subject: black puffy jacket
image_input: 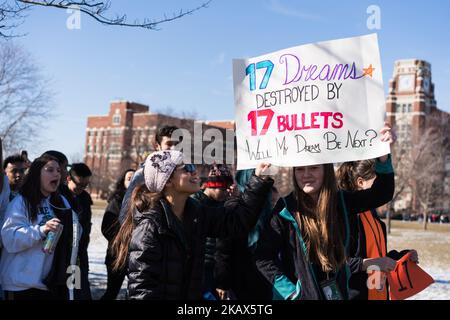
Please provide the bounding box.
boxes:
[127,174,273,300]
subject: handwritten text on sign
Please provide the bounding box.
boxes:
[233,34,390,169]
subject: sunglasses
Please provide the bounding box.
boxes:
[180,164,196,173]
[69,173,89,189]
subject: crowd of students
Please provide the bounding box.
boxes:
[0,123,419,300]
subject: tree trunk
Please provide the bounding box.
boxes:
[386,209,391,234]
[423,211,428,231]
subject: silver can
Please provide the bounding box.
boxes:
[42,223,63,254]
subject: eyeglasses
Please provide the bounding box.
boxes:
[43,166,61,174]
[72,181,89,189]
[180,164,196,173]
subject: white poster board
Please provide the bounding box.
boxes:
[233,33,389,170]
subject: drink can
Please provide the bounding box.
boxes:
[43,223,63,254]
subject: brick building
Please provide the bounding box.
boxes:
[385,59,450,216]
[84,101,234,197]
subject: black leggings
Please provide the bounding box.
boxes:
[5,289,53,300]
[100,264,127,300]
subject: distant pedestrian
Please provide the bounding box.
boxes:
[100,169,135,300]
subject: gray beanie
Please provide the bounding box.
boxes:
[144,150,184,193]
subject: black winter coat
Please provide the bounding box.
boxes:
[43,194,77,299]
[101,194,124,266]
[127,174,273,300]
[191,191,225,295]
[214,235,272,300]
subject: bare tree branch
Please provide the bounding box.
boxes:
[0,0,29,37]
[0,41,53,153]
[389,111,449,231]
[17,0,212,30]
[409,112,449,230]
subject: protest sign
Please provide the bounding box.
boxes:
[233,33,389,169]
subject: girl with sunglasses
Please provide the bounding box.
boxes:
[112,150,273,300]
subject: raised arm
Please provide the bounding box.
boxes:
[341,155,395,215]
[205,172,273,239]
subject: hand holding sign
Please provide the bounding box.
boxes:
[380,122,396,144]
[379,123,395,163]
[255,162,272,177]
[387,252,434,300]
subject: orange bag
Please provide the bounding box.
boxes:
[387,252,434,300]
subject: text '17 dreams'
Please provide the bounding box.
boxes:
[244,53,374,137]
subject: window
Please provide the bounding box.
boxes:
[109,143,121,155]
[408,104,412,112]
[113,114,121,125]
[110,128,121,136]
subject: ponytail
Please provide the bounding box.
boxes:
[336,162,358,192]
[336,160,376,192]
[111,184,163,272]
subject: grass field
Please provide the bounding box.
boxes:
[387,221,450,300]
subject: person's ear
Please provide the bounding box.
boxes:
[356,177,365,189]
[165,177,173,188]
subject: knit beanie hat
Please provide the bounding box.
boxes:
[144,150,184,193]
[204,164,233,189]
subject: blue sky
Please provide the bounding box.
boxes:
[12,0,450,161]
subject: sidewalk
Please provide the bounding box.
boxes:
[88,208,127,300]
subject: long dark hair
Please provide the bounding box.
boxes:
[108,169,135,203]
[336,160,376,192]
[111,184,163,271]
[292,164,346,273]
[20,155,65,222]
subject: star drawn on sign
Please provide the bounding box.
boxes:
[363,64,375,77]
